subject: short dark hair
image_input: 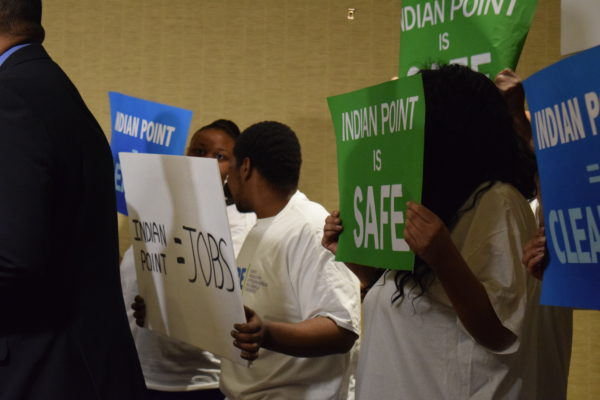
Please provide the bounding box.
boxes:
[197,119,240,140]
[0,0,44,41]
[234,121,302,192]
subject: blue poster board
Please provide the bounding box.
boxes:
[523,45,600,310]
[109,92,193,215]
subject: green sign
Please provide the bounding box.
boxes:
[327,76,425,270]
[399,0,538,77]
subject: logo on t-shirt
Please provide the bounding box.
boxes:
[237,265,268,293]
[237,266,247,289]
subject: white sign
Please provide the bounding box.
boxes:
[120,153,247,366]
[561,0,600,55]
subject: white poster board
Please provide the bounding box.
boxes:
[120,153,247,366]
[561,0,600,55]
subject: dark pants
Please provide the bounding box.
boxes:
[148,388,224,400]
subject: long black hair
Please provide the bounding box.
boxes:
[392,64,537,302]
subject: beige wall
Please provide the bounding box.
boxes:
[41,1,597,398]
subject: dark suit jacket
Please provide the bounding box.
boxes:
[0,44,147,399]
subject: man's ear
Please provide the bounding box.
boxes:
[241,157,252,181]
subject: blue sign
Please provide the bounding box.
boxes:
[524,45,600,310]
[109,92,193,215]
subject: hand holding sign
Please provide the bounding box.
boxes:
[495,69,525,112]
[232,306,265,362]
[521,227,546,280]
[404,201,453,268]
[322,211,343,255]
[132,295,146,327]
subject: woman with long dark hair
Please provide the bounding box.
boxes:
[324,65,540,399]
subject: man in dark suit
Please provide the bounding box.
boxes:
[0,1,147,398]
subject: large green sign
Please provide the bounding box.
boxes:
[327,76,425,270]
[399,0,538,77]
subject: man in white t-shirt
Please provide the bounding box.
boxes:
[221,121,361,400]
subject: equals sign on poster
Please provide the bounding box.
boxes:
[174,237,185,264]
[586,163,600,184]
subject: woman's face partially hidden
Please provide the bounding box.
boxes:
[186,128,235,183]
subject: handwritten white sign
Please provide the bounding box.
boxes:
[120,153,247,365]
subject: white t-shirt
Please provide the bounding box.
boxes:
[529,199,573,400]
[356,183,540,400]
[119,203,256,392]
[227,203,257,256]
[220,191,361,400]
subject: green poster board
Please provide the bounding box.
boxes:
[327,76,425,270]
[399,0,538,77]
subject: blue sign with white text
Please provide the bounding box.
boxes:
[109,92,193,215]
[524,45,600,310]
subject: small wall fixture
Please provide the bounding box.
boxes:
[347,8,356,20]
